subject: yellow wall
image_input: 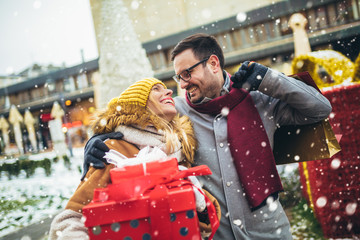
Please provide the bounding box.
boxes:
[123,0,284,42]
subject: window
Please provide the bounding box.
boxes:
[55,80,64,92]
[148,52,167,70]
[76,73,89,89]
[336,1,348,24]
[0,96,6,109]
[327,4,337,26]
[230,28,244,49]
[86,72,93,87]
[279,16,291,35]
[317,6,328,29]
[216,33,234,53]
[306,9,317,31]
[64,77,76,92]
[254,24,267,42]
[46,79,56,95]
[9,93,19,105]
[19,91,30,102]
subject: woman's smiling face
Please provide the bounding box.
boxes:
[147,84,177,122]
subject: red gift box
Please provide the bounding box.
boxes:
[82,158,219,240]
[299,83,360,238]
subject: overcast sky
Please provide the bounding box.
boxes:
[0,0,98,76]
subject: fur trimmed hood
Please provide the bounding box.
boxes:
[92,104,163,134]
[91,105,197,166]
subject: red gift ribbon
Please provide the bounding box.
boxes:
[107,158,212,202]
[149,184,172,239]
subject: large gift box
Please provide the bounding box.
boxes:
[82,158,218,240]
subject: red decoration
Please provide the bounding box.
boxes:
[299,83,360,238]
[40,113,54,122]
[82,158,219,240]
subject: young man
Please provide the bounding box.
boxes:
[84,33,332,239]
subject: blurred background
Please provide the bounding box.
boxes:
[0,0,359,239]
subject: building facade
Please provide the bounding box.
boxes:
[0,0,359,153]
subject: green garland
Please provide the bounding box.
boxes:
[0,157,52,179]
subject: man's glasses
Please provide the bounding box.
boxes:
[172,56,210,83]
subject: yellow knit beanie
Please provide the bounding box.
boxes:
[92,78,167,134]
[107,78,166,109]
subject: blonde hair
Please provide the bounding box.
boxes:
[144,94,197,166]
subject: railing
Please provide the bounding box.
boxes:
[145,0,360,76]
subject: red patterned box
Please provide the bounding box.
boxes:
[82,158,218,240]
[312,187,360,238]
[299,83,360,238]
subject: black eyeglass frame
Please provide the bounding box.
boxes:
[172,56,210,83]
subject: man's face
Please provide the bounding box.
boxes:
[173,49,222,103]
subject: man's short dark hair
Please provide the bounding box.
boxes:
[171,33,225,69]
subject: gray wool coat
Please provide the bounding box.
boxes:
[174,68,331,240]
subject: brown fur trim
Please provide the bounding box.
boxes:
[91,104,164,134]
[91,104,197,166]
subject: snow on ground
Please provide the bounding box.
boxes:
[0,149,356,239]
[0,148,84,237]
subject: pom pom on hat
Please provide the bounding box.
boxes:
[107,78,166,109]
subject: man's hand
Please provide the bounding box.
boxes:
[230,61,268,91]
[81,132,124,180]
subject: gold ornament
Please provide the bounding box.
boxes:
[292,50,359,88]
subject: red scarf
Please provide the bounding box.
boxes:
[186,86,283,208]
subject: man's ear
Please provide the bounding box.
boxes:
[209,55,221,73]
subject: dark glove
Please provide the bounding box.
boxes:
[197,207,210,225]
[81,131,124,180]
[230,61,268,91]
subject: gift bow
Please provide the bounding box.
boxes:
[104,146,169,168]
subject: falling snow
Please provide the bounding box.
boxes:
[221,107,230,116]
[236,12,247,23]
[316,196,327,208]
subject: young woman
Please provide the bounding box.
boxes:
[49,77,220,239]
